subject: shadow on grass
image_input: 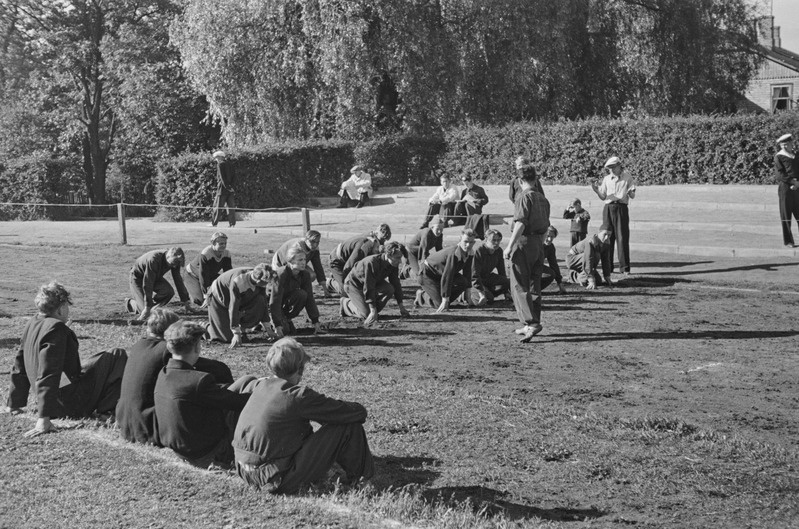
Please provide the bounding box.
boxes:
[644,261,799,276]
[372,455,440,488]
[633,260,714,268]
[540,330,799,343]
[422,485,605,523]
[0,337,20,347]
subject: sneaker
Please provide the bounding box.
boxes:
[325,277,337,295]
[339,298,347,318]
[124,298,136,314]
[414,289,424,308]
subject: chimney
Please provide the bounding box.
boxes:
[756,16,776,48]
[775,26,782,48]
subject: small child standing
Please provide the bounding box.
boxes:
[563,198,591,246]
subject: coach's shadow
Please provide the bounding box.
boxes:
[634,260,713,269]
[0,337,20,348]
[540,329,799,343]
[644,260,799,276]
[422,485,606,523]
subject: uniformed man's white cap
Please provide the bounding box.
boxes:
[604,156,621,168]
[212,150,226,158]
[351,165,363,173]
[777,133,793,144]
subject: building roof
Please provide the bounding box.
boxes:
[756,44,799,73]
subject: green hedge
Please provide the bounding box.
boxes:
[355,135,447,187]
[155,140,355,221]
[442,113,799,185]
[0,155,86,220]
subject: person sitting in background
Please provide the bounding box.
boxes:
[206,264,277,347]
[451,174,489,226]
[420,174,459,228]
[154,321,257,470]
[467,229,510,306]
[271,230,329,297]
[327,224,392,296]
[565,227,614,290]
[415,228,476,313]
[340,242,410,324]
[541,226,567,294]
[116,308,233,446]
[337,165,373,208]
[404,217,444,280]
[233,338,374,493]
[126,247,192,321]
[562,198,590,246]
[271,247,326,336]
[7,281,127,437]
[185,232,233,306]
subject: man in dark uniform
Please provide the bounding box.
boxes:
[504,161,550,342]
[452,174,489,226]
[211,150,236,228]
[775,133,799,247]
[415,228,477,312]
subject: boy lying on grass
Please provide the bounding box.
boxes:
[232,337,374,493]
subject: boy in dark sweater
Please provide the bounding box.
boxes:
[563,198,591,246]
[233,338,373,493]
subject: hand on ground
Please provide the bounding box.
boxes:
[230,334,243,349]
[313,322,328,335]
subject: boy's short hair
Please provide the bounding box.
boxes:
[485,229,502,241]
[373,223,392,242]
[165,247,185,266]
[547,225,559,238]
[286,245,306,264]
[461,228,477,239]
[305,230,321,243]
[35,281,72,315]
[147,308,180,338]
[266,337,310,378]
[571,198,581,206]
[164,321,206,356]
[251,263,274,282]
[383,241,404,257]
[210,231,228,244]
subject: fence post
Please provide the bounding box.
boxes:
[118,203,127,245]
[301,207,311,233]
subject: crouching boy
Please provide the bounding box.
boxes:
[232,338,374,493]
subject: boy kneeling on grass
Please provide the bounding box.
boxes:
[232,337,374,493]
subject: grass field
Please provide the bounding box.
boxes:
[1,230,798,528]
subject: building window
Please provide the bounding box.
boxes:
[772,85,793,113]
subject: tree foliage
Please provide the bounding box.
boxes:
[173,0,761,146]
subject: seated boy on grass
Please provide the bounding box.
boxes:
[154,320,256,469]
[232,337,374,493]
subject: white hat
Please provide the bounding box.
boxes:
[351,165,363,173]
[604,156,621,168]
[777,133,793,144]
[212,150,226,159]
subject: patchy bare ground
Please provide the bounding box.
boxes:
[1,235,798,527]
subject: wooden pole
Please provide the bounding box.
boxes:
[301,207,311,233]
[118,203,127,245]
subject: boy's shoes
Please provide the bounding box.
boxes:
[518,323,543,343]
[124,298,135,314]
[325,277,337,295]
[339,298,347,318]
[414,289,424,308]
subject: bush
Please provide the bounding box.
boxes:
[441,113,799,185]
[355,135,448,187]
[0,154,86,220]
[155,139,355,221]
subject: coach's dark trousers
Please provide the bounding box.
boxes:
[779,185,799,246]
[602,202,630,273]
